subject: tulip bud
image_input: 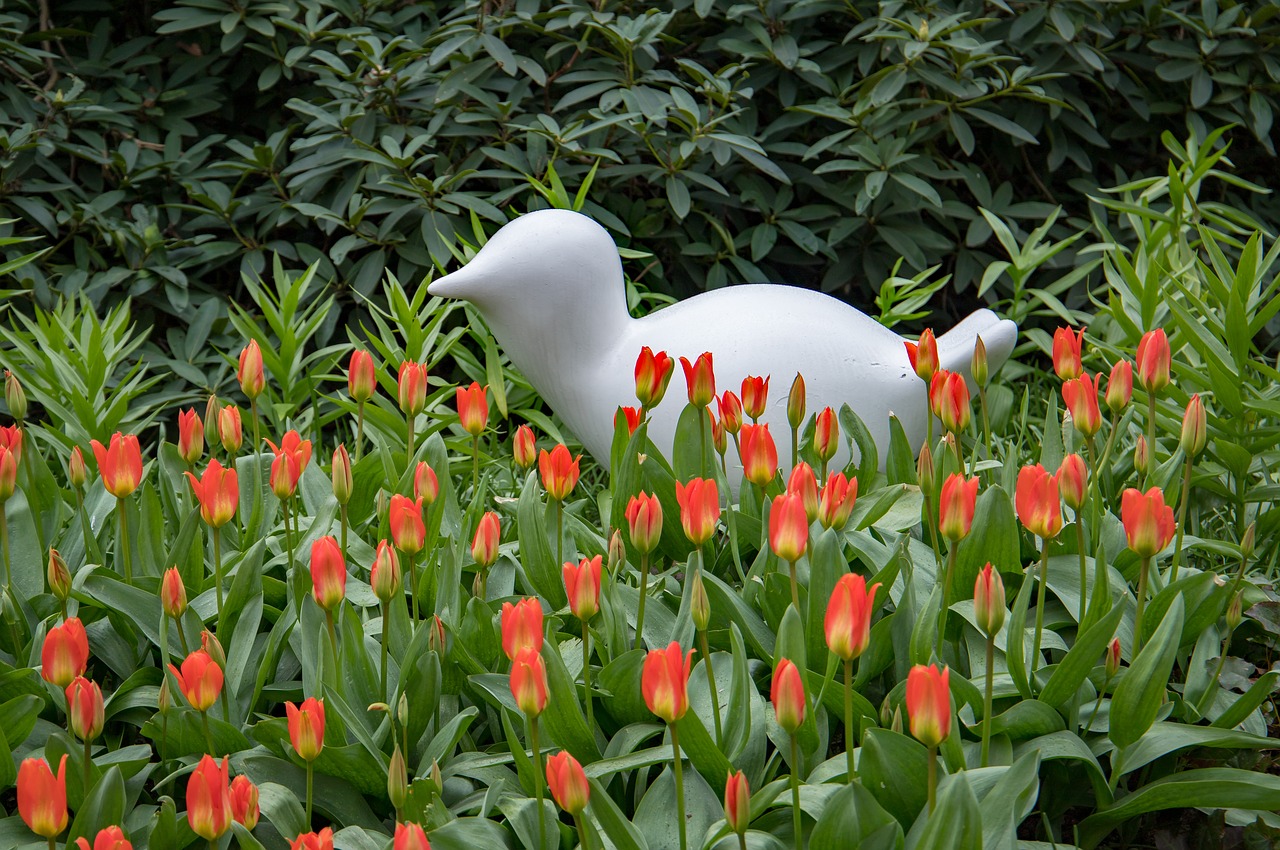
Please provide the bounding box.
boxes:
[691,570,710,631]
[1241,523,1256,561]
[177,408,204,465]
[740,424,778,488]
[546,751,590,815]
[1062,373,1102,438]
[741,375,769,421]
[456,381,489,437]
[1052,326,1085,381]
[974,563,1006,637]
[219,405,242,454]
[818,472,858,530]
[47,548,71,601]
[607,528,626,575]
[710,409,726,456]
[238,341,266,400]
[771,658,806,734]
[398,693,409,730]
[1133,435,1149,476]
[717,391,743,435]
[905,663,950,747]
[430,759,443,794]
[972,336,989,387]
[916,442,935,494]
[286,697,326,761]
[1106,361,1133,413]
[161,567,187,619]
[513,424,536,469]
[679,352,715,407]
[1058,454,1087,512]
[813,406,838,464]
[387,744,408,810]
[1180,394,1206,458]
[939,474,979,542]
[510,647,549,717]
[203,394,219,447]
[564,555,602,622]
[201,629,227,671]
[906,330,939,382]
[1105,637,1121,679]
[310,536,347,611]
[413,461,439,505]
[787,462,819,524]
[725,770,750,836]
[427,615,446,656]
[1136,329,1171,393]
[616,406,642,437]
[332,445,352,505]
[348,350,376,402]
[471,511,500,569]
[231,775,259,831]
[5,370,27,421]
[635,347,675,409]
[787,373,806,431]
[370,540,402,603]
[1226,591,1244,631]
[66,676,104,742]
[158,678,171,715]
[626,492,664,555]
[68,446,88,489]
[397,361,428,416]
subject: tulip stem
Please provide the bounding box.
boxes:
[844,658,856,783]
[738,833,748,850]
[555,499,564,577]
[283,500,296,594]
[936,546,957,658]
[49,838,56,850]
[699,628,722,746]
[1144,391,1157,488]
[634,551,649,651]
[788,557,800,612]
[325,609,339,668]
[530,716,546,848]
[212,527,224,626]
[789,734,802,850]
[21,444,45,556]
[979,385,992,464]
[340,504,349,569]
[699,411,708,479]
[250,397,262,503]
[76,487,94,566]
[406,412,415,464]
[118,498,132,583]
[472,434,480,495]
[981,634,994,767]
[0,502,9,590]
[577,811,592,850]
[926,744,937,812]
[174,614,190,656]
[719,448,746,583]
[1082,671,1112,737]
[671,723,687,850]
[83,734,92,795]
[380,600,389,702]
[1075,513,1088,624]
[1030,543,1050,678]
[1196,627,1235,716]
[201,709,215,755]
[582,619,594,731]
[408,551,418,623]
[305,758,314,826]
[1133,556,1150,655]
[355,400,365,463]
[790,426,799,473]
[1170,453,1193,583]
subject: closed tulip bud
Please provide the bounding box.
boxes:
[413,461,439,505]
[218,405,242,454]
[510,647,549,717]
[0,424,21,466]
[0,440,16,501]
[974,563,1006,637]
[674,477,720,546]
[427,615,447,656]
[370,540,402,602]
[680,352,715,407]
[186,459,239,528]
[287,697,325,760]
[710,409,726,456]
[68,446,88,489]
[608,528,626,574]
[90,432,144,499]
[456,381,489,436]
[725,770,750,835]
[177,408,204,464]
[5,370,26,421]
[771,658,806,733]
[615,406,642,437]
[291,829,334,850]
[76,825,132,850]
[739,423,778,487]
[1016,464,1063,539]
[203,394,219,445]
[1062,373,1102,438]
[161,567,187,619]
[397,361,428,416]
[690,569,710,631]
[972,336,989,387]
[916,442,935,494]
[502,597,544,660]
[938,474,979,542]
[471,511,500,569]
[1105,637,1121,679]
[1180,394,1206,457]
[169,649,223,712]
[634,346,675,409]
[1052,326,1085,381]
[741,375,769,420]
[1226,591,1243,630]
[265,431,312,500]
[769,492,809,563]
[201,629,227,671]
[238,341,266,400]
[158,679,171,715]
[332,445,352,505]
[1133,434,1150,476]
[429,759,443,794]
[394,822,430,850]
[818,472,858,530]
[907,329,940,383]
[186,755,232,841]
[230,775,259,831]
[348,349,376,402]
[310,536,346,610]
[564,555,602,622]
[813,406,838,463]
[933,371,971,433]
[389,494,426,555]
[906,664,951,747]
[787,462,820,523]
[513,424,536,469]
[787,373,806,430]
[626,492,664,554]
[717,391,743,435]
[1135,329,1171,393]
[1106,361,1133,413]
[18,755,68,838]
[66,676,104,742]
[539,444,581,501]
[1058,454,1087,511]
[42,617,89,687]
[48,548,71,601]
[398,693,410,730]
[387,744,408,810]
[642,641,693,724]
[546,751,590,815]
[1121,487,1176,558]
[1241,522,1256,560]
[825,573,880,661]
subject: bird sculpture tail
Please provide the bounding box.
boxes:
[935,309,1018,388]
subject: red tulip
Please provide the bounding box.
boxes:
[68,445,88,489]
[265,431,312,500]
[177,408,204,465]
[906,664,951,747]
[389,494,426,555]
[90,432,143,499]
[674,477,720,546]
[0,439,18,501]
[825,574,881,661]
[456,381,489,436]
[1121,487,1176,558]
[930,371,971,433]
[397,360,427,416]
[309,535,347,611]
[717,391,743,435]
[413,461,439,504]
[1106,360,1133,412]
[186,459,239,528]
[1058,454,1087,511]
[1105,637,1122,678]
[238,341,266,400]
[818,472,858,530]
[75,825,132,850]
[771,658,806,733]
[539,444,581,501]
[1062,373,1102,438]
[370,540,402,602]
[0,423,21,463]
[1133,433,1150,476]
[739,423,778,487]
[513,424,536,469]
[161,567,188,619]
[47,548,71,601]
[635,346,675,409]
[218,404,243,454]
[769,492,809,563]
[813,406,838,463]
[564,555,602,622]
[1180,394,1206,457]
[679,352,715,407]
[230,775,259,830]
[642,641,693,724]
[1052,326,1084,381]
[291,828,334,850]
[41,617,89,688]
[169,649,223,712]
[286,697,325,761]
[471,511,500,568]
[66,676,104,742]
[938,474,979,542]
[331,444,352,505]
[626,492,664,554]
[1135,329,1171,393]
[348,349,376,402]
[510,647,549,716]
[186,755,232,840]
[19,755,68,838]
[501,597,544,660]
[546,750,590,814]
[1016,464,1063,539]
[725,769,750,835]
[974,563,1006,636]
[787,462,819,523]
[741,375,770,420]
[906,329,939,382]
[394,823,431,850]
[615,406,641,436]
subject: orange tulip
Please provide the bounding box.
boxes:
[818,472,858,530]
[787,462,819,523]
[1062,373,1102,438]
[0,438,16,501]
[266,431,312,500]
[397,360,427,416]
[680,352,715,407]
[230,775,259,830]
[938,474,979,542]
[501,597,544,660]
[47,548,71,601]
[725,769,750,835]
[238,340,266,400]
[564,555,602,622]
[642,641,693,724]
[18,755,68,838]
[635,346,675,409]
[769,492,809,563]
[370,540,402,602]
[546,750,590,814]
[905,664,950,747]
[510,647,549,717]
[1133,433,1150,476]
[177,408,204,465]
[625,492,664,554]
[1106,360,1133,412]
[456,381,489,436]
[310,535,347,611]
[286,697,325,761]
[539,444,581,501]
[974,563,1006,637]
[513,424,537,469]
[186,754,232,840]
[169,649,223,712]
[771,658,806,733]
[1180,394,1206,457]
[741,375,770,420]
[674,477,720,546]
[825,574,881,661]
[291,828,334,850]
[471,511,500,568]
[394,823,430,850]
[813,406,838,464]
[348,349,376,402]
[1135,328,1171,393]
[717,390,743,435]
[1016,464,1063,539]
[1058,454,1087,511]
[1106,637,1122,678]
[218,404,242,454]
[0,424,21,464]
[389,494,426,555]
[615,405,642,436]
[41,617,89,688]
[739,423,778,487]
[90,432,143,499]
[930,370,971,433]
[66,676,104,742]
[1121,487,1176,558]
[186,459,239,528]
[1052,326,1084,381]
[414,461,439,504]
[905,329,939,382]
[75,825,132,850]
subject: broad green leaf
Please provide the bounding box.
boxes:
[1108,596,1184,749]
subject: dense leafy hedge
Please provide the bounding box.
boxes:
[1,0,1278,330]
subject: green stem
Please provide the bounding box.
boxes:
[1133,556,1151,655]
[789,734,802,850]
[981,635,994,767]
[634,551,649,651]
[213,526,224,625]
[577,811,592,850]
[49,837,57,850]
[582,619,593,731]
[0,502,9,589]
[21,444,44,556]
[980,386,992,463]
[844,658,856,783]
[788,557,800,611]
[1170,454,1193,582]
[1089,425,1119,551]
[340,504,349,568]
[83,734,92,796]
[406,410,415,463]
[699,409,707,479]
[76,488,94,565]
[355,400,365,463]
[174,614,190,656]
[472,434,480,494]
[556,499,564,575]
[699,628,722,746]
[118,498,132,583]
[531,716,545,849]
[284,499,296,588]
[306,758,314,826]
[408,551,418,623]
[936,545,957,658]
[325,609,339,668]
[1030,542,1050,678]
[927,744,937,812]
[1144,391,1157,488]
[1075,513,1088,624]
[1196,631,1234,715]
[201,709,215,754]
[791,425,799,473]
[1082,674,1111,736]
[739,833,748,850]
[720,449,745,583]
[251,397,261,500]
[380,601,389,703]
[923,491,944,574]
[671,723,687,850]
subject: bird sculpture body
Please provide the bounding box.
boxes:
[428,209,1017,475]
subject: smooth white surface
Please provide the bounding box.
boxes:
[427,209,1017,474]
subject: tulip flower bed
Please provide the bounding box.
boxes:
[1,276,1279,850]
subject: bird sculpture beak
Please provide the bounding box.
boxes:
[427,260,484,301]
